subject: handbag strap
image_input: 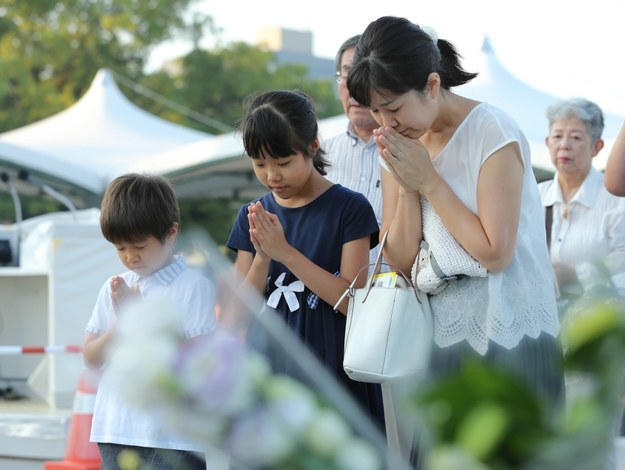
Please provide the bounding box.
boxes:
[420,239,455,281]
[333,232,388,310]
[544,205,561,299]
[362,230,391,300]
[545,205,553,250]
[371,230,388,276]
[334,231,425,310]
[333,255,382,310]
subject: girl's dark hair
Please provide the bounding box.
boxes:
[347,16,478,107]
[100,173,180,244]
[237,90,329,175]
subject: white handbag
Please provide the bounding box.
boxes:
[335,232,433,383]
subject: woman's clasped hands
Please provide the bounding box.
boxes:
[373,126,439,195]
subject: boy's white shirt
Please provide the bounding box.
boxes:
[86,256,216,450]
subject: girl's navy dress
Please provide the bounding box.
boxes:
[227,184,384,429]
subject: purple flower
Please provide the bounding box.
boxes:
[173,332,269,416]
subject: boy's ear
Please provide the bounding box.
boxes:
[169,222,179,237]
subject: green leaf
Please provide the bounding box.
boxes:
[455,402,508,460]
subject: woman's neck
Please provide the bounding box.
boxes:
[558,171,588,203]
[422,92,479,157]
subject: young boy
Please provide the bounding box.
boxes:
[83,173,216,470]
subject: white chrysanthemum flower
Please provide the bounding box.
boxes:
[304,408,351,458]
[264,376,317,434]
[243,349,272,385]
[335,437,382,470]
[227,406,294,466]
[117,296,182,340]
[108,334,178,407]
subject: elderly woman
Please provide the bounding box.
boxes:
[539,98,625,469]
[539,98,625,301]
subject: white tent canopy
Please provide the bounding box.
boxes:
[0,69,212,204]
[457,38,623,173]
[139,115,349,199]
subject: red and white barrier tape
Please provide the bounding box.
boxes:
[0,345,82,355]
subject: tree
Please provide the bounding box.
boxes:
[0,0,206,132]
[178,197,243,253]
[0,2,343,243]
[133,42,342,134]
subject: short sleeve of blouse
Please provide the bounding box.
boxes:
[478,107,528,171]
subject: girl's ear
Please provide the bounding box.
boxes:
[309,138,320,155]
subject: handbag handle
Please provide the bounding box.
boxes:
[333,231,425,310]
[369,229,389,280]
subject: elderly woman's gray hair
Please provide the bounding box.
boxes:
[546,97,604,143]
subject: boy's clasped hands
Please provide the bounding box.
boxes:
[110,276,140,314]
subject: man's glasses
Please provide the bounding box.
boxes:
[335,71,348,85]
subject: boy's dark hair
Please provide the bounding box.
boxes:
[237,89,330,175]
[100,173,180,244]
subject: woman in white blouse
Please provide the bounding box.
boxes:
[347,18,564,463]
[538,98,625,301]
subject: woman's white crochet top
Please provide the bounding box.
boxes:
[385,103,560,355]
[413,198,487,293]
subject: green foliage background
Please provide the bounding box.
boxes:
[0,0,342,246]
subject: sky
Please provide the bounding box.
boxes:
[149,0,625,119]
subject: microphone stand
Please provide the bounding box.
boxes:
[18,170,77,221]
[0,172,22,266]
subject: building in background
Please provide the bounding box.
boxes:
[256,27,334,80]
[162,27,335,82]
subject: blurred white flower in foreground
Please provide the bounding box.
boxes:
[107,296,382,469]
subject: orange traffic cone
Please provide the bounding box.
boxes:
[45,369,101,470]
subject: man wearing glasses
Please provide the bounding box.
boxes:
[324,35,383,265]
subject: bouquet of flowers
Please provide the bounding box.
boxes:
[107,297,382,470]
